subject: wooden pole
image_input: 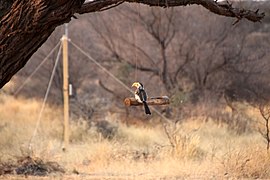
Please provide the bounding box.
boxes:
[124,96,170,106]
[62,24,69,151]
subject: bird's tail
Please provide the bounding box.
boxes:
[143,101,151,115]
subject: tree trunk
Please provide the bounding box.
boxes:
[0,0,265,89]
[0,0,84,88]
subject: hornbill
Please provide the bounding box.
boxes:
[132,82,151,115]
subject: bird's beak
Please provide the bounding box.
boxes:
[132,82,137,88]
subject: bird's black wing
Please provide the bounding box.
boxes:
[139,89,147,102]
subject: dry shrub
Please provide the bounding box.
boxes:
[172,133,203,159]
[220,147,270,179]
[69,120,119,143]
[69,120,90,142]
[179,101,256,135]
[163,124,204,160]
[226,113,253,135]
[0,156,64,176]
[95,120,118,140]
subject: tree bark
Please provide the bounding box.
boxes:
[0,0,265,88]
[0,0,84,88]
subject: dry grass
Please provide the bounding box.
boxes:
[218,147,270,179]
[0,93,269,179]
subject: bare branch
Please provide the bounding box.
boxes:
[128,63,160,75]
[100,1,124,12]
[77,0,265,23]
[78,0,122,14]
[116,32,158,67]
[259,105,270,151]
[98,79,123,99]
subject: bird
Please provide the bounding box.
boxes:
[132,82,151,115]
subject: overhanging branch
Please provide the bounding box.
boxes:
[77,0,265,23]
[78,0,122,13]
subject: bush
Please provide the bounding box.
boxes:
[163,124,205,160]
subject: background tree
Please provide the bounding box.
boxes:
[11,1,269,123]
[0,0,265,89]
